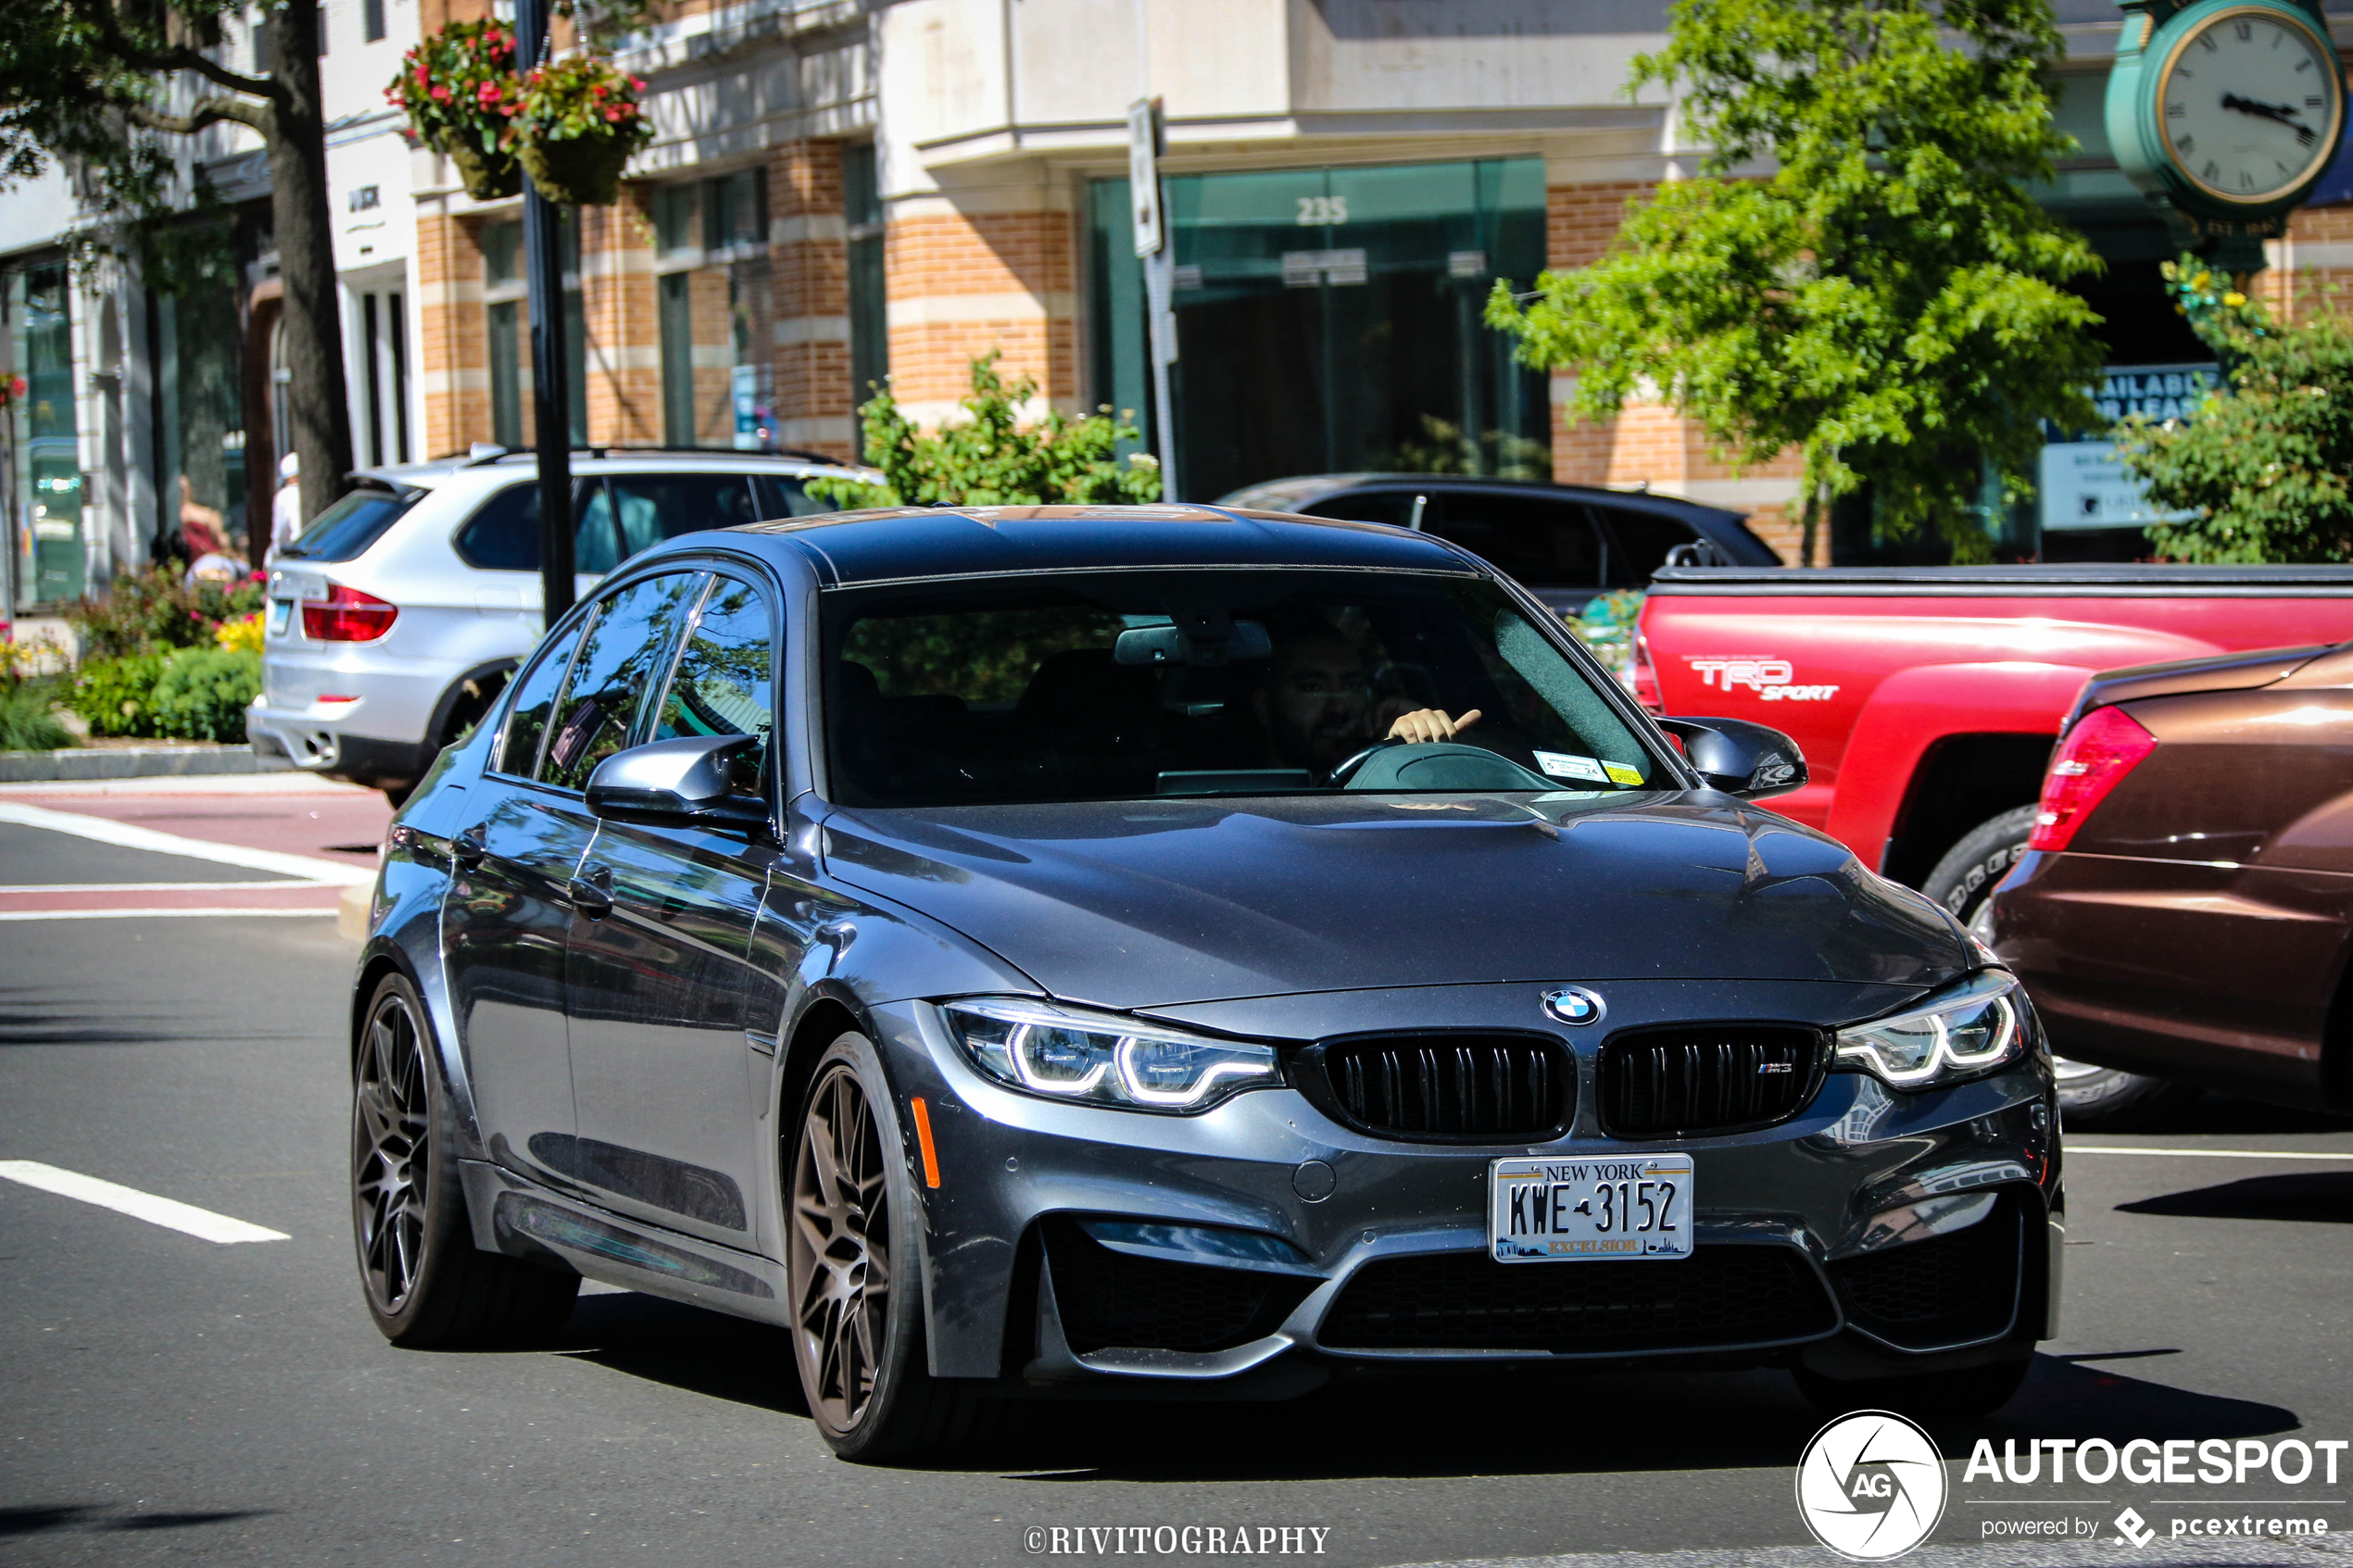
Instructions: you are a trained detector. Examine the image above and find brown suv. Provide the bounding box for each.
[1991,639,2353,1123]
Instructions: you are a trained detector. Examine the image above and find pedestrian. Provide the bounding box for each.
[269,451,302,564]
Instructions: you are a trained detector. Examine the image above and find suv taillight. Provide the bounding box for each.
[302,584,399,642]
[2029,705,2156,852]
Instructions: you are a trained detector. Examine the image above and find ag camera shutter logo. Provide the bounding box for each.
[1796,1411,1948,1560]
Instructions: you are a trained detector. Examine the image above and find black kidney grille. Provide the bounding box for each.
[1598,1026,1823,1136]
[1320,1246,1834,1351]
[1320,1035,1567,1140]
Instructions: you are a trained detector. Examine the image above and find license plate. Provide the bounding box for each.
[1490,1153,1694,1262]
[267,599,292,636]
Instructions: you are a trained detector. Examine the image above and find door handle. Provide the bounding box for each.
[452,828,486,869]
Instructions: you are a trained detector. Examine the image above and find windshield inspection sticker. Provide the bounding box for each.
[1603,762,1645,786]
[1533,751,1607,783]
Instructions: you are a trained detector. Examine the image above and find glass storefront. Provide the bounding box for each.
[1090,157,1551,502]
[10,267,83,606]
[156,277,247,568]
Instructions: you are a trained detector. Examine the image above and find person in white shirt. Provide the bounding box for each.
[268,451,302,563]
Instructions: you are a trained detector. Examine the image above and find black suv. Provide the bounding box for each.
[1217,474,1781,612]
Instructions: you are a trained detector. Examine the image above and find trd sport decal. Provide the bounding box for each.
[1686,657,1839,702]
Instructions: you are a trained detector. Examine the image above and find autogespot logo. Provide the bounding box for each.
[1796,1411,1949,1561]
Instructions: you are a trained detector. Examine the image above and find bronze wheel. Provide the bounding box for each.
[789,1058,895,1432]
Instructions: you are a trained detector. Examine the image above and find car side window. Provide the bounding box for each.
[1300,490,1422,529]
[1599,507,1701,587]
[1430,495,1604,591]
[754,473,833,519]
[609,474,761,558]
[494,621,588,778]
[651,574,775,798]
[538,571,707,792]
[454,481,621,575]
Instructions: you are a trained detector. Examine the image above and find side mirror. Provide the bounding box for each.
[1656,716,1808,799]
[585,734,772,832]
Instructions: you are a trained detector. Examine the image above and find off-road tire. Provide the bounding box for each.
[785,1032,990,1462]
[352,972,579,1347]
[1922,806,2203,1131]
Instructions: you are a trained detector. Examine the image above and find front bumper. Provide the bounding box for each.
[868,980,2063,1386]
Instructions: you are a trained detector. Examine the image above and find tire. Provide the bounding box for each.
[1793,1353,2034,1422]
[786,1033,983,1462]
[351,972,579,1348]
[1923,806,2202,1132]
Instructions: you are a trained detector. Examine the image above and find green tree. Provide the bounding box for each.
[1,0,353,554]
[2111,260,2353,562]
[805,353,1164,510]
[1485,0,2106,562]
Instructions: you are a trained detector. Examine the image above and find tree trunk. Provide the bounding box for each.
[264,0,353,556]
[1798,480,1821,568]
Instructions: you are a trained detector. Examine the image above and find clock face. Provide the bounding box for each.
[2158,6,2344,206]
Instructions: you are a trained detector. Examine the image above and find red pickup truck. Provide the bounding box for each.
[1637,564,2353,913]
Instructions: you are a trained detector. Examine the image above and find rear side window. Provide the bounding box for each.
[1432,495,1604,592]
[539,571,706,791]
[1300,490,1421,530]
[651,574,774,797]
[496,621,586,778]
[755,473,833,519]
[281,486,417,562]
[454,482,615,573]
[608,474,761,555]
[1600,508,1703,587]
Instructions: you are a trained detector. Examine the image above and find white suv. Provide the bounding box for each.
[250,447,874,801]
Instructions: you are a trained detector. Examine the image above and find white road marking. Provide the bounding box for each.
[0,881,344,893]
[2068,1145,2353,1161]
[0,801,375,885]
[0,908,336,922]
[0,1160,290,1243]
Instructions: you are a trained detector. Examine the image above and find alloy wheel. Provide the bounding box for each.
[789,1063,893,1432]
[353,989,433,1313]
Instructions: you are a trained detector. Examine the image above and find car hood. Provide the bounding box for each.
[818,794,1969,1010]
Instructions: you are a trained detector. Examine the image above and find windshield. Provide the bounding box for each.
[824,571,1666,807]
[280,485,418,562]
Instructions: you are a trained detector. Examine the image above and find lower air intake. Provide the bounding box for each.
[1319,1246,1835,1352]
[1831,1196,2023,1349]
[1044,1218,1311,1356]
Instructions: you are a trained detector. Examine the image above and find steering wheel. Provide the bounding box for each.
[1327,738,1403,787]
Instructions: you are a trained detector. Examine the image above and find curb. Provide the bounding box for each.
[0,746,294,783]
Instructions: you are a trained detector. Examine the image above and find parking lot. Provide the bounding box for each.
[0,780,2346,1567]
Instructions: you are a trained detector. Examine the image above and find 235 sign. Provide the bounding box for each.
[1295,195,1349,226]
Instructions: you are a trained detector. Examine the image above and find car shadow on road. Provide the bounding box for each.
[0,1504,271,1537]
[553,1288,810,1419]
[2117,1172,2353,1224]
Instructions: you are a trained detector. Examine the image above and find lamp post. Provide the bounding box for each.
[514,0,575,628]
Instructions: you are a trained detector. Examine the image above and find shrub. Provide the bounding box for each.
[0,678,74,752]
[149,648,264,743]
[69,565,263,660]
[69,652,173,737]
[805,352,1163,510]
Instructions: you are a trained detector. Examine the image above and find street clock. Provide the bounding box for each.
[2107,0,2347,268]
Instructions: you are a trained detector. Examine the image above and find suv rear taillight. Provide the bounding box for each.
[2029,705,2156,852]
[302,584,399,642]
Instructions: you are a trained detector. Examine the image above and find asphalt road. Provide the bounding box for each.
[3,785,2350,1567]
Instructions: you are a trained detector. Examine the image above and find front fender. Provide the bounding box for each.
[1824,662,2096,869]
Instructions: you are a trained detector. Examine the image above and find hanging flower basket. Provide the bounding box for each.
[511,57,655,207]
[387,19,523,202]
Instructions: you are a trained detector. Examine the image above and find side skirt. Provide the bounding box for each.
[459,1159,790,1327]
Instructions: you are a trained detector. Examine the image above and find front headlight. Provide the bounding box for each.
[940,997,1282,1113]
[1833,970,2030,1089]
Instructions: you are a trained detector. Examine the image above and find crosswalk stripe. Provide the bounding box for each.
[0,1160,291,1243]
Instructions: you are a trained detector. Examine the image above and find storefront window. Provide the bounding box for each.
[151,275,247,576]
[1090,157,1551,502]
[845,144,888,406]
[11,267,83,604]
[655,169,774,449]
[483,215,586,449]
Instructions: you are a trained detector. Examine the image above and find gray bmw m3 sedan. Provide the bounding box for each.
[349,502,2061,1460]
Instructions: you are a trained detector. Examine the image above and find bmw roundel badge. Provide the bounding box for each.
[1541,986,1605,1027]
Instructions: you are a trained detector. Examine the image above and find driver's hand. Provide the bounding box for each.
[1386,708,1481,745]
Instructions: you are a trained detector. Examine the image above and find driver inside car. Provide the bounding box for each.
[1253,621,1481,776]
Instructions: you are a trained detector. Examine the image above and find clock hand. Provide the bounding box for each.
[2221,91,2321,145]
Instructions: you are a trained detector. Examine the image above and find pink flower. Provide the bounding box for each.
[631,77,646,90]
[431,84,450,101]
[476,81,501,104]
[604,106,623,120]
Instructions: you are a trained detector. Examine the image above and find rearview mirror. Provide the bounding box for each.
[1656,716,1807,799]
[1114,615,1272,667]
[585,734,772,832]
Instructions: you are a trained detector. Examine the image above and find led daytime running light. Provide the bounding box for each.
[942,999,1281,1114]
[1833,972,2027,1089]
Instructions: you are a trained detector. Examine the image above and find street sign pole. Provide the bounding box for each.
[1128,98,1179,503]
[515,0,575,628]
